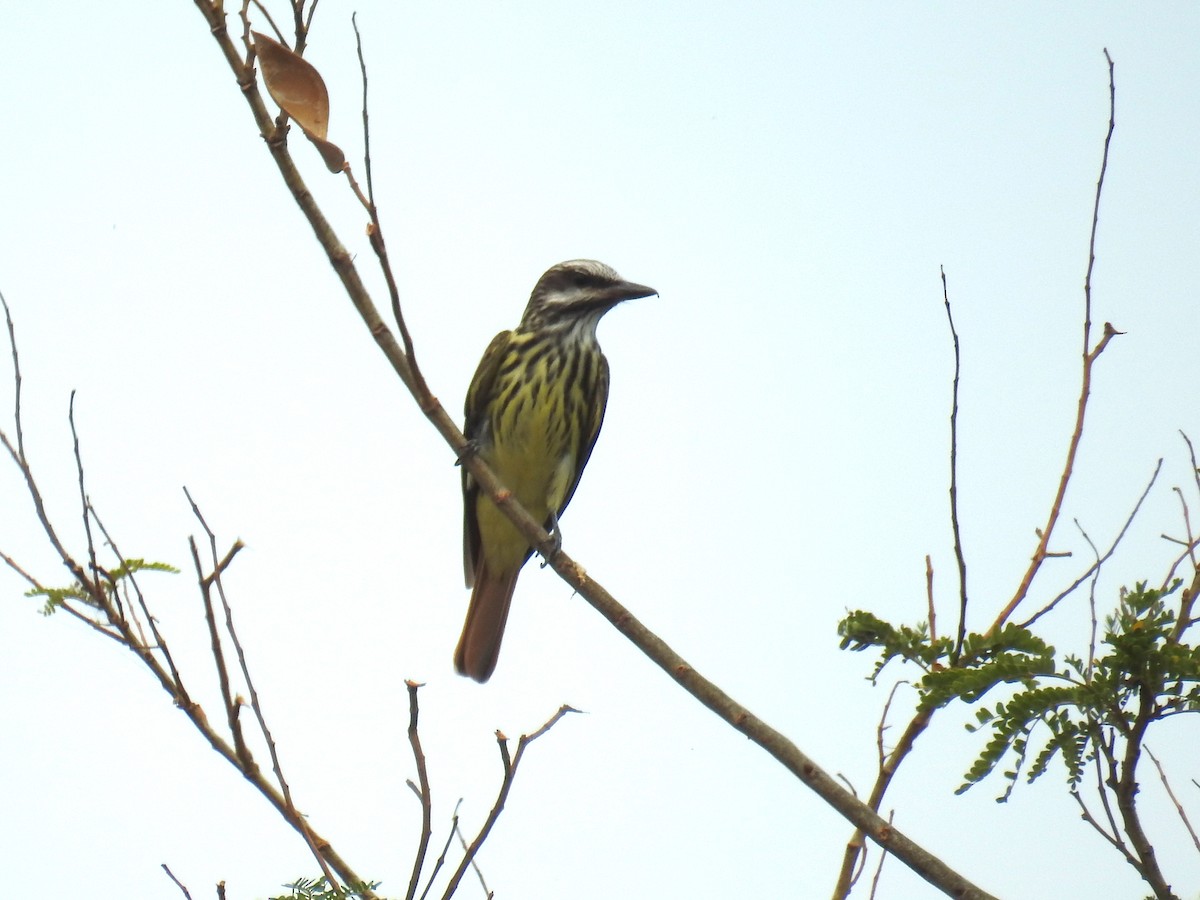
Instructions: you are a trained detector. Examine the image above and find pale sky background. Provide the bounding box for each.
[2,3,1199,899]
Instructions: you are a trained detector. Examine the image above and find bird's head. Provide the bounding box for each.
[519,259,657,332]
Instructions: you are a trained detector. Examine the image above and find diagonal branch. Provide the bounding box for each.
[187,4,1000,896]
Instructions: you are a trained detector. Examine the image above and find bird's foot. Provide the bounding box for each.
[539,511,563,567]
[454,438,481,467]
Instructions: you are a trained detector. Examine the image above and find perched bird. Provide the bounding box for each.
[455,260,657,682]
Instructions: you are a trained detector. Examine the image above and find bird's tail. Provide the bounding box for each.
[454,560,521,682]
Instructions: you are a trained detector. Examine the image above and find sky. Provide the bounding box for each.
[2,2,1199,898]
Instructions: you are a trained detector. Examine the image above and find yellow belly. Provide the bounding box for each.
[476,381,579,572]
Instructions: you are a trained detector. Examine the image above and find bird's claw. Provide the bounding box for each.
[539,511,563,567]
[455,438,481,467]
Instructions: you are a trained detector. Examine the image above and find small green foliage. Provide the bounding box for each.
[839,609,954,680]
[839,610,1053,713]
[919,626,1056,714]
[270,877,383,900]
[27,582,93,615]
[108,558,179,579]
[25,558,178,615]
[841,581,1200,801]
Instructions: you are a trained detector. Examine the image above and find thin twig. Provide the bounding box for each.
[0,298,92,592]
[454,815,492,898]
[350,15,431,406]
[1146,746,1200,854]
[0,548,41,590]
[836,679,908,898]
[67,393,101,592]
[1072,787,1130,860]
[1174,487,1198,572]
[55,600,127,644]
[303,0,320,34]
[832,693,929,900]
[878,681,909,771]
[1167,436,1200,640]
[418,801,463,900]
[404,681,434,900]
[0,289,26,463]
[866,811,894,900]
[941,267,969,662]
[249,0,286,44]
[186,487,345,891]
[88,502,189,696]
[1020,458,1161,630]
[925,555,936,644]
[993,49,1120,631]
[442,706,580,900]
[161,863,194,899]
[1182,431,1200,504]
[188,534,246,768]
[1075,518,1102,679]
[1096,728,1124,842]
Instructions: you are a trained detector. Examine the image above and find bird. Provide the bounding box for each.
[455,259,657,682]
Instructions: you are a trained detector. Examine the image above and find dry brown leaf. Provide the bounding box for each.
[253,31,329,139]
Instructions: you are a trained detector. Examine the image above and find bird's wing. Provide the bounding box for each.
[462,330,513,587]
[556,353,610,518]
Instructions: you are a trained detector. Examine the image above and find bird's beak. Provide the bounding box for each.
[605,280,658,304]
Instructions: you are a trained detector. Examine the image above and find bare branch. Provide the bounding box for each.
[993,49,1120,631]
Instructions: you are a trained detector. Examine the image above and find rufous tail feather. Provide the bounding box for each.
[454,560,521,682]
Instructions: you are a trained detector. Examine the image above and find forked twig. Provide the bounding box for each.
[442,706,580,899]
[1019,459,1161,630]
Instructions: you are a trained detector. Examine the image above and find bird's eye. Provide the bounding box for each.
[571,271,602,290]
